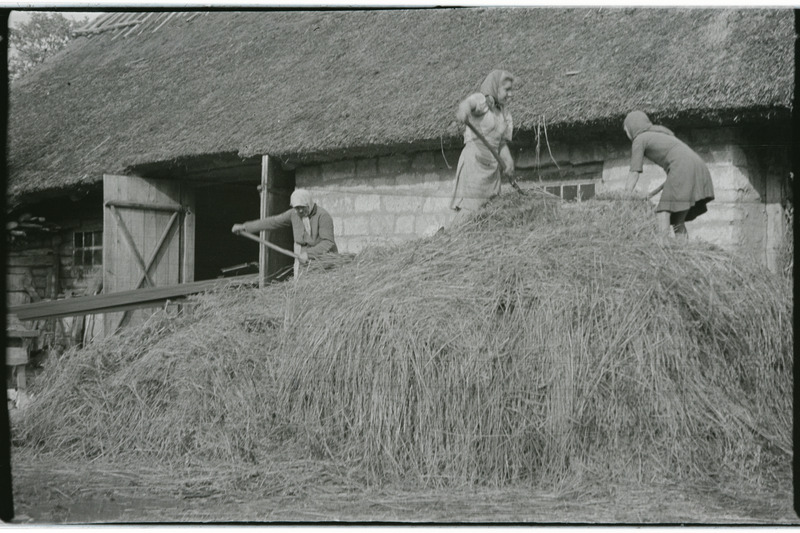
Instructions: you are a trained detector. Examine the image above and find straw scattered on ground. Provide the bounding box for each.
[15,192,792,495]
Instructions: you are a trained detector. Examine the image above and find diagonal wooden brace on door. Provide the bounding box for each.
[108,204,156,288]
[106,201,184,290]
[106,201,182,331]
[133,211,179,290]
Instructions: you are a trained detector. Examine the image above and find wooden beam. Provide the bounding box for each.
[105,200,185,212]
[259,155,270,288]
[8,275,258,321]
[181,184,196,284]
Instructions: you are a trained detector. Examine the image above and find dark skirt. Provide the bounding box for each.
[656,150,715,222]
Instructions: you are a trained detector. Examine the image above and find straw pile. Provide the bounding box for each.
[17,192,792,491]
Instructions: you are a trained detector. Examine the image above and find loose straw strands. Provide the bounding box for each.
[15,192,792,493]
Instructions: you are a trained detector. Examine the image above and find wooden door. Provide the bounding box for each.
[259,156,295,286]
[103,174,195,334]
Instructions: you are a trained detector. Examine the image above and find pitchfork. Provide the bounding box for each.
[464,119,525,195]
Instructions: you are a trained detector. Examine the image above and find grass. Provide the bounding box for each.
[14,192,792,495]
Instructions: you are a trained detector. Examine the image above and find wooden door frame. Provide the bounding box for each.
[258,156,295,287]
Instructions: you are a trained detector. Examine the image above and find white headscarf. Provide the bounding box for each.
[290,189,315,236]
[290,189,315,209]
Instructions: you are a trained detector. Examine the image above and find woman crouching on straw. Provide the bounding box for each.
[231,189,338,268]
[624,111,715,239]
[450,69,516,212]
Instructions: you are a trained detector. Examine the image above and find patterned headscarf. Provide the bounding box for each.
[623,111,674,139]
[479,69,516,110]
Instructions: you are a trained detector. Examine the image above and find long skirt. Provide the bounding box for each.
[450,140,502,211]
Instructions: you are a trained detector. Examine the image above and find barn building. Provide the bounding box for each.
[6,8,794,343]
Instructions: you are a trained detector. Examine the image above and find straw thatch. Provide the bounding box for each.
[16,193,791,491]
[8,8,793,202]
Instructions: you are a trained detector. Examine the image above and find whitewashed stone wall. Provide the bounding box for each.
[293,126,789,270]
[600,127,789,270]
[295,150,462,254]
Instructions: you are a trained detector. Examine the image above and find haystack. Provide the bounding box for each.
[16,193,791,491]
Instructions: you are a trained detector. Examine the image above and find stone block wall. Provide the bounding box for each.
[599,127,790,270]
[295,149,461,253]
[292,125,790,270]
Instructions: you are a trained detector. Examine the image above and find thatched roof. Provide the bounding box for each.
[8,8,794,202]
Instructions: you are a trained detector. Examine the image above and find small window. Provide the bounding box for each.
[543,181,597,202]
[73,230,103,267]
[562,185,578,202]
[579,183,595,201]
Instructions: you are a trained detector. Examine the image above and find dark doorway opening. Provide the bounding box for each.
[194,182,260,281]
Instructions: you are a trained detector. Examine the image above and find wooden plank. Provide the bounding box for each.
[6,348,29,366]
[116,210,179,328]
[6,253,54,267]
[46,236,60,300]
[104,200,184,212]
[6,329,39,339]
[259,156,270,288]
[109,205,155,287]
[156,183,173,289]
[117,172,130,291]
[9,275,258,321]
[265,159,296,281]
[149,180,167,287]
[122,177,155,328]
[764,173,785,273]
[145,183,161,289]
[103,174,119,334]
[182,183,196,284]
[136,211,178,289]
[70,272,103,345]
[7,293,31,306]
[8,248,56,257]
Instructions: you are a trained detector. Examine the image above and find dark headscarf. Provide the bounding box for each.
[623,111,674,139]
[479,69,515,110]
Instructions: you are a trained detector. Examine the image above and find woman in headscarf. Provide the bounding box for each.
[231,189,338,265]
[624,110,715,238]
[450,69,516,211]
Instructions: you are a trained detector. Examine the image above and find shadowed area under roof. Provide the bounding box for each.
[7,8,794,203]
